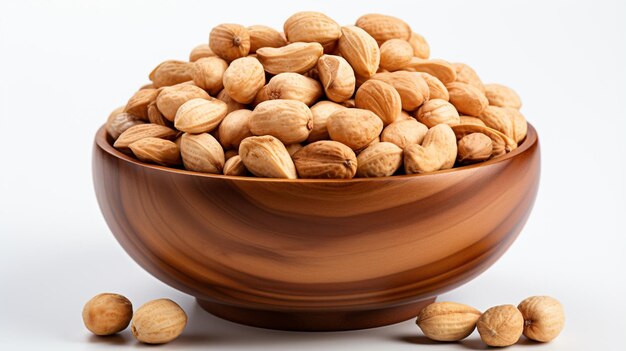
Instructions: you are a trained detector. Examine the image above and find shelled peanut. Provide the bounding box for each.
[82,293,187,345]
[416,296,565,347]
[106,12,527,179]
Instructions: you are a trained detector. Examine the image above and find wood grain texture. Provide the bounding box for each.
[92,124,540,331]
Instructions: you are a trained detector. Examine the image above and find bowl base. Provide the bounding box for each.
[196,297,437,331]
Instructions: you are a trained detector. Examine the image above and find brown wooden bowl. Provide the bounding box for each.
[92,124,540,331]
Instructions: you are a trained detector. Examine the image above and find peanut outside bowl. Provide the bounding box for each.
[92,124,540,331]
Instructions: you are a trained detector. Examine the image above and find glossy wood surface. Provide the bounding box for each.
[92,124,540,331]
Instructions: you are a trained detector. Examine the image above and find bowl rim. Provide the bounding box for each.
[95,123,538,183]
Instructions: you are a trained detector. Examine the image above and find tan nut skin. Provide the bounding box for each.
[82,293,133,336]
[477,304,524,347]
[518,296,565,342]
[131,299,187,344]
[416,302,481,341]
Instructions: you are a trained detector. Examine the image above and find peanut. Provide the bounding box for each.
[404,123,457,174]
[326,108,384,151]
[292,141,357,179]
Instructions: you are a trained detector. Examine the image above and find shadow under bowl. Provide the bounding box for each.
[92,124,540,331]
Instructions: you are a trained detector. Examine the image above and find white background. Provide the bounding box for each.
[1,0,625,350]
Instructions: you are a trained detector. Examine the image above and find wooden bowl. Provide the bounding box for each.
[92,124,540,331]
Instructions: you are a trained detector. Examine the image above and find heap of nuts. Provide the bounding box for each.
[82,293,187,345]
[416,296,565,347]
[106,12,527,179]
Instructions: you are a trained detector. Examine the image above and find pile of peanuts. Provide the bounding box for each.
[106,12,527,179]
